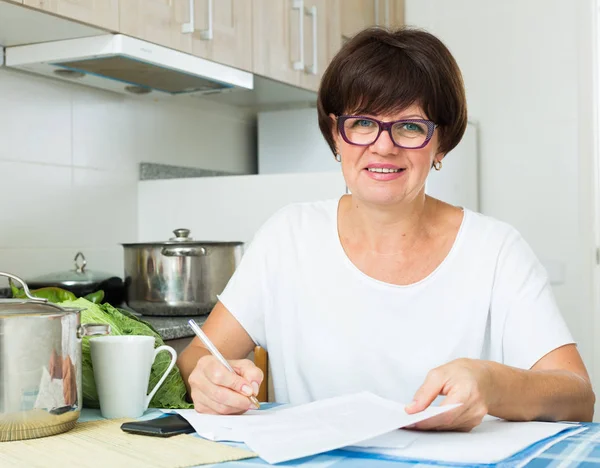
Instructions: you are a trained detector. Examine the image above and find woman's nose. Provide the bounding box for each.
[370,127,397,155]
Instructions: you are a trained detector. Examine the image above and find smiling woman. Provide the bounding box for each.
[177,26,595,430]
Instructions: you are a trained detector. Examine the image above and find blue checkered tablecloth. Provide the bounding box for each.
[80,410,600,467]
[206,423,600,468]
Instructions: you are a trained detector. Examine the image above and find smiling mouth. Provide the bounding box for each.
[366,168,405,173]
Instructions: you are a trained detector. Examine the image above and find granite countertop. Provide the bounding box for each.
[142,314,208,341]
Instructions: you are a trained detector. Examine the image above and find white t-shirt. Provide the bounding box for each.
[218,198,574,405]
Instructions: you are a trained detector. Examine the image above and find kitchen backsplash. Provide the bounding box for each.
[0,67,256,282]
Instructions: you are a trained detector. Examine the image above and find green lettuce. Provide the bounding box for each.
[60,298,193,410]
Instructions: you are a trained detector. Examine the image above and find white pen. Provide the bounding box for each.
[188,318,261,409]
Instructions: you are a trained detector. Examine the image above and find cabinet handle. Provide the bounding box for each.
[182,0,195,33]
[304,5,317,75]
[199,0,213,41]
[292,0,304,71]
[374,0,379,25]
[181,0,213,40]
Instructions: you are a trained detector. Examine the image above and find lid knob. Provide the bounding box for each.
[173,229,190,238]
[170,229,194,242]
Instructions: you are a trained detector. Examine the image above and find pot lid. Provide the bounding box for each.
[0,300,81,318]
[28,252,115,286]
[0,271,81,317]
[122,229,243,247]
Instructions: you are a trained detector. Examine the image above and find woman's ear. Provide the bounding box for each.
[329,113,338,134]
[329,113,342,148]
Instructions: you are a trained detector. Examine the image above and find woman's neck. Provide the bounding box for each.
[339,193,438,254]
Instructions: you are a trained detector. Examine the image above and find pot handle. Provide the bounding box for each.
[77,323,111,339]
[0,271,47,302]
[161,246,207,257]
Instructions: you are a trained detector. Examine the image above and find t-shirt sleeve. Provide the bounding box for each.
[216,209,286,349]
[491,228,574,370]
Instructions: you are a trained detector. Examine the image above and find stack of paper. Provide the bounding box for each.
[345,417,585,465]
[174,392,458,464]
[172,392,583,465]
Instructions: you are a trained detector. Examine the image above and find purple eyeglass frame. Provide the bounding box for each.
[337,115,438,149]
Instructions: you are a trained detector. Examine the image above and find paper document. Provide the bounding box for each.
[175,391,460,464]
[351,429,420,449]
[345,416,584,465]
[173,407,287,442]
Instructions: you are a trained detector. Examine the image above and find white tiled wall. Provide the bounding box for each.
[0,67,256,281]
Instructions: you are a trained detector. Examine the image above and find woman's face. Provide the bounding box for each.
[332,104,442,207]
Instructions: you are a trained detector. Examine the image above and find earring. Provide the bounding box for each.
[433,160,442,171]
[334,153,342,162]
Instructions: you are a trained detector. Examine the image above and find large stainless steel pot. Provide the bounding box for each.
[0,272,110,442]
[122,229,243,316]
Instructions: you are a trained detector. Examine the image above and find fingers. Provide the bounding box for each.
[189,356,260,414]
[412,404,465,431]
[208,359,256,397]
[405,368,446,414]
[412,390,486,431]
[232,359,264,396]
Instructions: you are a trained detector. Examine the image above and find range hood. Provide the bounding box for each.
[4,34,253,97]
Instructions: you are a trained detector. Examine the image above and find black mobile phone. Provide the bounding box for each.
[121,414,195,437]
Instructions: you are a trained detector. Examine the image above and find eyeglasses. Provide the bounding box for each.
[337,115,438,149]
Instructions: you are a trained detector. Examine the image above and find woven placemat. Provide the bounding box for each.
[0,418,256,468]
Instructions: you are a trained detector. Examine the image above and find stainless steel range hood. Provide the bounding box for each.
[4,34,253,97]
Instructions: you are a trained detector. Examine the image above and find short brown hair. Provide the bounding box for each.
[317,27,467,156]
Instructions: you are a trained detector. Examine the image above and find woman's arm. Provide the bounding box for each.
[490,344,594,422]
[406,344,594,430]
[177,301,258,394]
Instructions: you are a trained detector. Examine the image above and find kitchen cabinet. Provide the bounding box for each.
[341,0,404,41]
[253,0,340,92]
[23,0,119,30]
[120,0,252,72]
[252,0,302,87]
[300,0,340,91]
[190,0,252,72]
[119,0,193,54]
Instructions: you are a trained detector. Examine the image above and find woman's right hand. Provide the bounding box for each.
[189,355,264,414]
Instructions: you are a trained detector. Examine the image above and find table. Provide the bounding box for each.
[80,410,600,467]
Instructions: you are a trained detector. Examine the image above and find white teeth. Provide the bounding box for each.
[367,168,401,173]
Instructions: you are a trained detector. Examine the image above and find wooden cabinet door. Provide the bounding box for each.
[374,0,404,29]
[252,0,303,87]
[300,0,340,92]
[341,0,375,41]
[23,0,119,30]
[341,0,404,41]
[119,0,192,54]
[190,0,252,72]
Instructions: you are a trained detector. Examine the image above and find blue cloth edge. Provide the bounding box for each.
[331,425,588,467]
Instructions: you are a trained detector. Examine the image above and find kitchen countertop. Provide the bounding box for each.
[142,315,208,341]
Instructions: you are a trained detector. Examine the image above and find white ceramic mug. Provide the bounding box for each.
[90,336,177,419]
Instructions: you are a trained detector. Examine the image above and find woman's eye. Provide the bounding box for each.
[399,122,427,134]
[354,119,375,128]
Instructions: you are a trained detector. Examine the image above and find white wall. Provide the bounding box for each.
[0,67,256,281]
[405,0,599,399]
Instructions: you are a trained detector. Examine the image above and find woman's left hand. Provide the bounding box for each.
[404,358,496,431]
